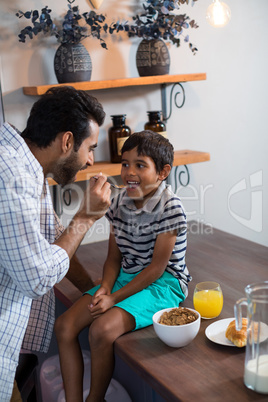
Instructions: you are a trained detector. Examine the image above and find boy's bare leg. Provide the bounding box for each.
[55,294,94,402]
[86,307,135,402]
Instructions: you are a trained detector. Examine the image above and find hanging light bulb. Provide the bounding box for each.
[206,0,231,28]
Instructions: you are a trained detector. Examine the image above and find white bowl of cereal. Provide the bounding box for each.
[152,307,201,348]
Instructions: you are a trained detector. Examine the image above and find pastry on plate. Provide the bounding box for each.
[225,318,247,347]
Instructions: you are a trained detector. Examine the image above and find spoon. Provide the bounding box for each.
[109,183,127,190]
[93,176,126,190]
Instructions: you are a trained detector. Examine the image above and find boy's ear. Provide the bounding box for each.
[159,164,172,181]
[61,131,74,154]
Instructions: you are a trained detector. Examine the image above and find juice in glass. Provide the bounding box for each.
[193,282,223,319]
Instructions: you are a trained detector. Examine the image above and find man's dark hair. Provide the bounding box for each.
[21,86,105,151]
[121,130,174,173]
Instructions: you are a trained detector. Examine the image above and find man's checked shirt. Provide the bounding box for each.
[0,123,69,401]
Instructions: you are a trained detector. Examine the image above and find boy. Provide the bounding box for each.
[55,131,191,402]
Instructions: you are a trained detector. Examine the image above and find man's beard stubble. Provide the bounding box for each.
[51,151,87,187]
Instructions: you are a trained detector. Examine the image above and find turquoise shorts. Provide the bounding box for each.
[84,269,185,330]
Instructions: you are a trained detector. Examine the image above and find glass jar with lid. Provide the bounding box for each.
[108,114,131,163]
[144,111,167,138]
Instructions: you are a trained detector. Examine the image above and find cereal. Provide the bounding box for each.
[159,307,198,326]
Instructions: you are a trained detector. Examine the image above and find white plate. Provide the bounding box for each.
[205,318,268,347]
[205,318,236,346]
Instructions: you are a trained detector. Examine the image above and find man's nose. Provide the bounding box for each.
[87,152,94,166]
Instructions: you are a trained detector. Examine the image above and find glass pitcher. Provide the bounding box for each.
[235,281,268,394]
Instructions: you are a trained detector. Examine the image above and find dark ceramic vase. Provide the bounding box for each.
[54,43,92,84]
[136,39,170,77]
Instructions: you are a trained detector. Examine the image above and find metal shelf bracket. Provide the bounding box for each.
[161,82,186,122]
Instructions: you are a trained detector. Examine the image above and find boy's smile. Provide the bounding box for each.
[121,147,163,208]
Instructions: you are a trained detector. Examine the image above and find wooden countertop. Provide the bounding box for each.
[55,222,268,401]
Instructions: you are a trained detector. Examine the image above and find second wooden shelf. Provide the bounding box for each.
[47,149,210,186]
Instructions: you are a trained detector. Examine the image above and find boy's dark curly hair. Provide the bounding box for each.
[121,130,174,173]
[21,86,105,151]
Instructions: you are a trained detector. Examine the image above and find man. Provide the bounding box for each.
[0,86,111,401]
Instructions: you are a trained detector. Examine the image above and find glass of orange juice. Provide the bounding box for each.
[193,282,223,319]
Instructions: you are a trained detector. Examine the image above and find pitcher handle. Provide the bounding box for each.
[234,297,247,330]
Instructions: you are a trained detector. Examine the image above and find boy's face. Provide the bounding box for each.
[121,146,163,208]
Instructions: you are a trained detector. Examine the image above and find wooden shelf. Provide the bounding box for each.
[23,73,206,96]
[47,149,210,186]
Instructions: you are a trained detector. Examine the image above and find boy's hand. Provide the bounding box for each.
[88,294,115,318]
[92,285,110,303]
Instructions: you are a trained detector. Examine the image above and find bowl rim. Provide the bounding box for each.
[153,307,201,328]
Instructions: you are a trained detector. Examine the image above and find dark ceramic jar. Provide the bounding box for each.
[136,39,170,77]
[54,43,92,84]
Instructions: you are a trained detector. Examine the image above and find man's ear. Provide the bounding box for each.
[159,164,172,181]
[61,131,74,154]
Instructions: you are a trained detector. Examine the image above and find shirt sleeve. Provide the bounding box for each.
[53,209,65,240]
[0,172,69,299]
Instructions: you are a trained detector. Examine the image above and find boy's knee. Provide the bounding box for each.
[54,314,71,341]
[88,318,115,347]
[88,319,112,347]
